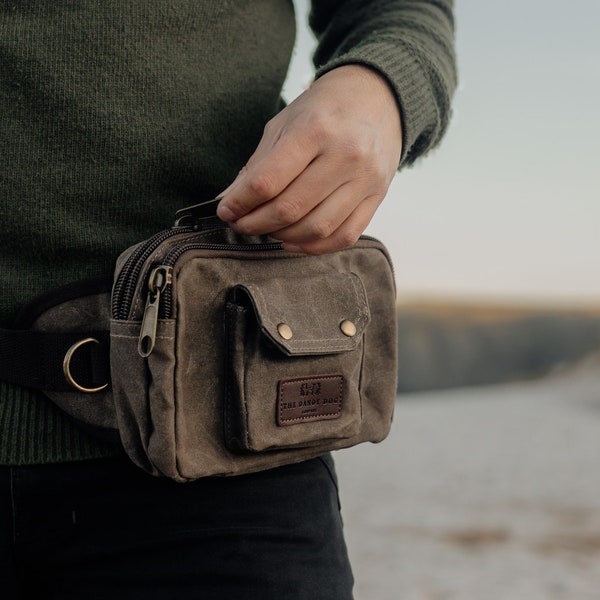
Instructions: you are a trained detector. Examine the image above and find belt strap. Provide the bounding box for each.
[0,329,110,393]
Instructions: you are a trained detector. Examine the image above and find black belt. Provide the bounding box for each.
[0,329,110,393]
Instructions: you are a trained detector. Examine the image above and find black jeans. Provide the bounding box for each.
[0,455,353,599]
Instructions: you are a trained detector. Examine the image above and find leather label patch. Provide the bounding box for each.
[277,375,344,426]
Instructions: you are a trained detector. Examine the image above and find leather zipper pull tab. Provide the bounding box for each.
[138,266,172,357]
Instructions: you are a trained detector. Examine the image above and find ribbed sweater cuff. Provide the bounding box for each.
[315,40,440,169]
[0,382,121,465]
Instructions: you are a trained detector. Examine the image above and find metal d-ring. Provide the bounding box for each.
[63,337,109,393]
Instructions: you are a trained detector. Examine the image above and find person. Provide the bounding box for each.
[0,1,456,598]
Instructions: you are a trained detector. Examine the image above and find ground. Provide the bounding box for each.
[335,356,600,599]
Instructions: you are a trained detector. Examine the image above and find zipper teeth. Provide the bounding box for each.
[160,241,284,318]
[114,233,388,322]
[112,227,194,319]
[163,241,283,267]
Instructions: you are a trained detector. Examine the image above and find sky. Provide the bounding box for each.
[284,0,600,307]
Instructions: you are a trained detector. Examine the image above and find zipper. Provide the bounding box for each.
[135,240,283,356]
[137,265,173,357]
[119,232,388,357]
[158,241,283,319]
[112,226,194,319]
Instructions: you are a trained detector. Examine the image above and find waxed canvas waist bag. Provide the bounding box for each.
[1,206,397,482]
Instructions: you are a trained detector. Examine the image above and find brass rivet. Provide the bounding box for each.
[277,323,293,340]
[340,320,357,337]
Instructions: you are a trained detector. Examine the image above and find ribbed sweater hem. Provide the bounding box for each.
[0,382,122,465]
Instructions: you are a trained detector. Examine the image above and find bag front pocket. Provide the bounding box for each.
[224,272,370,452]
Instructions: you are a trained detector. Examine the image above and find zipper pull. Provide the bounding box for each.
[174,197,221,227]
[138,266,173,357]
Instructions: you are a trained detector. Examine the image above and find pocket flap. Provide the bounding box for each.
[230,272,370,356]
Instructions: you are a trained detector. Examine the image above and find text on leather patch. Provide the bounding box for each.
[277,375,343,426]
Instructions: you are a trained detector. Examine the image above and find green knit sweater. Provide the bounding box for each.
[0,1,456,464]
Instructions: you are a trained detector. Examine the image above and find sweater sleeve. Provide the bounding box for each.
[309,0,457,167]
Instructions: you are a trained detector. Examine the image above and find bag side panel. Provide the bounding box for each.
[146,319,181,479]
[350,247,398,440]
[110,320,161,476]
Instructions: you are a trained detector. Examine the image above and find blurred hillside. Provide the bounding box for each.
[396,302,600,393]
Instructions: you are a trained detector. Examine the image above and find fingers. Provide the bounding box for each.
[218,122,392,239]
[218,137,389,252]
[281,193,384,255]
[270,181,364,243]
[216,64,404,253]
[226,154,348,235]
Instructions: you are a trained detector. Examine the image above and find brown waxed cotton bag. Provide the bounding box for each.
[3,203,398,482]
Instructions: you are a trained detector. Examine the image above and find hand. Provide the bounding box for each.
[216,64,403,254]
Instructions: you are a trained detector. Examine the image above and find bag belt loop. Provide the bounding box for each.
[0,329,110,393]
